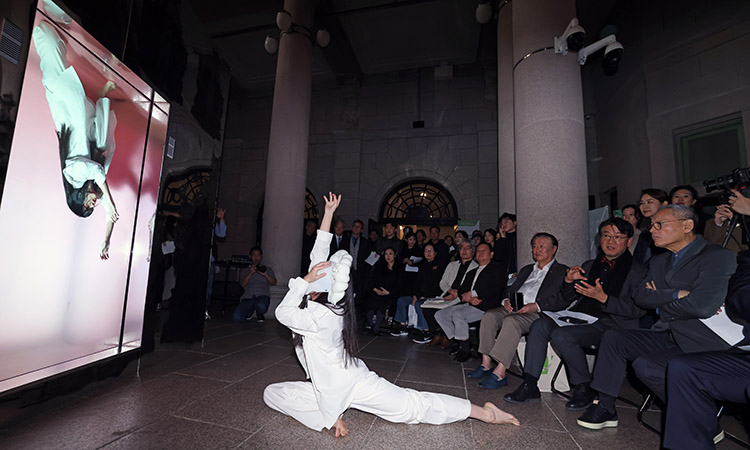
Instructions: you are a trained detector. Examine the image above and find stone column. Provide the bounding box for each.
[497,1,515,217]
[262,0,317,284]
[512,0,589,267]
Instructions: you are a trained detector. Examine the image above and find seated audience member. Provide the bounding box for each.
[330,219,347,253]
[494,213,518,277]
[435,242,503,361]
[704,202,749,255]
[416,228,427,248]
[633,188,669,266]
[504,219,646,407]
[620,204,641,254]
[301,219,318,276]
[428,240,479,346]
[577,205,737,430]
[233,247,278,322]
[377,222,404,257]
[364,247,401,335]
[427,225,450,267]
[391,243,443,341]
[670,184,710,235]
[664,247,750,450]
[469,233,568,388]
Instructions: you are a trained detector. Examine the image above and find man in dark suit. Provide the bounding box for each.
[330,219,347,255]
[577,205,737,430]
[664,212,750,448]
[504,219,646,407]
[347,220,370,319]
[468,233,569,388]
[435,242,504,362]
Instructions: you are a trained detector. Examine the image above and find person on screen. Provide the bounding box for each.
[32,21,119,260]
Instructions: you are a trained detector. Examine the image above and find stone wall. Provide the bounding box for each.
[218,70,499,258]
[583,0,750,207]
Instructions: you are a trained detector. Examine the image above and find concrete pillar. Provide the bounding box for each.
[262,0,317,284]
[512,0,589,267]
[497,1,515,217]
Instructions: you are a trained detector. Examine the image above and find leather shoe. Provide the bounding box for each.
[478,373,507,389]
[438,336,451,349]
[566,383,595,411]
[453,350,472,362]
[504,381,541,404]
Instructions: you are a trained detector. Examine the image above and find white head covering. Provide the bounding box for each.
[328,250,353,303]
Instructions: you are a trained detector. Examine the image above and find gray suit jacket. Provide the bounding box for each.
[636,235,737,353]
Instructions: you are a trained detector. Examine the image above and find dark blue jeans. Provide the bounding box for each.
[232,295,270,322]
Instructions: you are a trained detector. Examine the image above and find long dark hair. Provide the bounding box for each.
[58,125,103,217]
[291,284,360,367]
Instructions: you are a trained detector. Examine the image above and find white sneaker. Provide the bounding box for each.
[204,310,211,320]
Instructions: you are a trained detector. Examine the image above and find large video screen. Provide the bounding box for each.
[0,1,169,394]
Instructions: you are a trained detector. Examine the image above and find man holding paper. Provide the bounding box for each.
[503,218,646,409]
[577,205,737,431]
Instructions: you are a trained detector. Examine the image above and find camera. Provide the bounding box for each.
[703,167,750,194]
[256,265,267,273]
[602,42,624,76]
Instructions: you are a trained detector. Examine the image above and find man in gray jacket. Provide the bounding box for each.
[577,205,737,430]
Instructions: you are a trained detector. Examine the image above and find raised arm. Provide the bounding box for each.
[99,180,118,260]
[308,192,341,269]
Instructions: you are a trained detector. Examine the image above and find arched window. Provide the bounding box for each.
[304,189,319,219]
[379,179,458,225]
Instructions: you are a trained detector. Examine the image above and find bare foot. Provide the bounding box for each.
[334,418,349,438]
[99,80,116,98]
[483,402,520,426]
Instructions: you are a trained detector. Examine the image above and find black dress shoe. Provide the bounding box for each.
[503,381,541,404]
[448,342,460,356]
[566,383,595,411]
[453,350,472,363]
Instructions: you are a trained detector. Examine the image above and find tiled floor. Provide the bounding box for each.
[0,316,747,450]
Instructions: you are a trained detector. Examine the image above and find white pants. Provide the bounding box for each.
[264,372,471,431]
[435,303,485,340]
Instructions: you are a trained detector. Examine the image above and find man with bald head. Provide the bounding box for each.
[577,205,737,431]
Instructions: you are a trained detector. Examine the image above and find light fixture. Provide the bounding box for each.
[276,10,292,32]
[316,29,330,48]
[474,0,512,25]
[265,10,331,55]
[475,2,492,24]
[264,35,279,55]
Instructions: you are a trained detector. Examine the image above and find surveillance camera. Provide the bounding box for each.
[566,26,586,52]
[602,42,623,76]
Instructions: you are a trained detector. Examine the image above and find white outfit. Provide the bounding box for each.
[264,230,471,431]
[33,22,117,189]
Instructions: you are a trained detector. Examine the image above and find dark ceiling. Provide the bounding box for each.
[187,0,618,93]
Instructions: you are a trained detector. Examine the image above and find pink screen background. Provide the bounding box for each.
[0,3,169,393]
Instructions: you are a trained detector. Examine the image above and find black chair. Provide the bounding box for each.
[637,394,750,448]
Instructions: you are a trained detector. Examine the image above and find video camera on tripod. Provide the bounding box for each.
[703,167,750,248]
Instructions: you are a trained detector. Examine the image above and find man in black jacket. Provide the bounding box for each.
[577,205,737,430]
[469,233,569,388]
[435,242,503,362]
[504,219,646,407]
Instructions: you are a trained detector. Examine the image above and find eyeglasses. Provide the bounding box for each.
[649,219,686,230]
[601,233,628,242]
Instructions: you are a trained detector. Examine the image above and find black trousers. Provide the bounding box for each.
[664,349,750,450]
[524,316,615,385]
[590,329,683,401]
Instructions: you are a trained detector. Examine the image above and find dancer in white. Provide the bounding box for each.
[32,19,119,259]
[264,193,519,437]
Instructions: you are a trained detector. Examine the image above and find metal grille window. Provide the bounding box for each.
[379,180,457,225]
[304,189,319,219]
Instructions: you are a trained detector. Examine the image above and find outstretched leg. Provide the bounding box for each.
[470,402,519,426]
